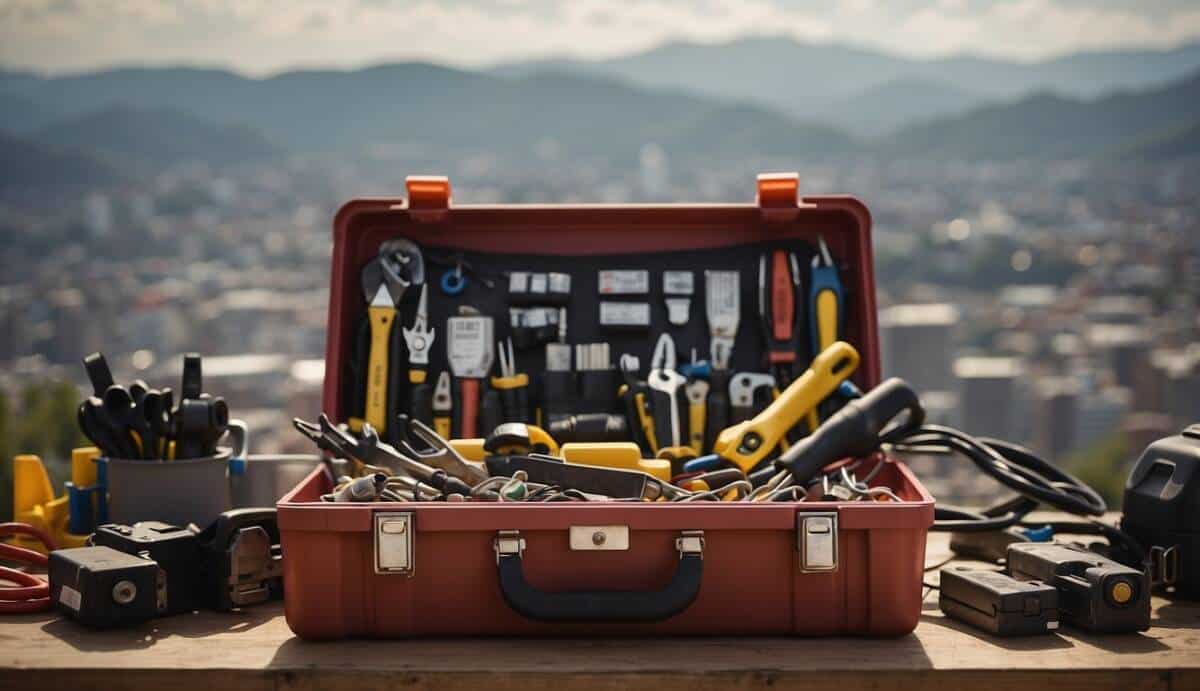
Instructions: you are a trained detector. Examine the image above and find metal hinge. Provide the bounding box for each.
[374,512,414,576]
[797,512,838,573]
[494,530,526,563]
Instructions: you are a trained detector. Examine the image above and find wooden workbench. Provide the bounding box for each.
[2,531,1197,691]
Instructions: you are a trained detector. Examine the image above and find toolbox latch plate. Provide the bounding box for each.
[675,530,705,558]
[798,512,838,573]
[374,512,415,576]
[569,525,630,551]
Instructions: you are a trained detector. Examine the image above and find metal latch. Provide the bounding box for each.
[494,530,526,563]
[798,512,838,573]
[1151,545,1178,586]
[569,525,630,551]
[675,530,705,558]
[227,525,284,606]
[374,512,414,576]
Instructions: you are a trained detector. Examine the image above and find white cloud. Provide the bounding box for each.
[0,0,1198,74]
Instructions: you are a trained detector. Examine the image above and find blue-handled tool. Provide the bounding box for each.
[809,235,844,358]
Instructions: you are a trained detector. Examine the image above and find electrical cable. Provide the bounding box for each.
[882,424,1107,532]
[0,522,57,614]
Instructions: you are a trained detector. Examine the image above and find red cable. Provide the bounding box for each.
[0,522,57,614]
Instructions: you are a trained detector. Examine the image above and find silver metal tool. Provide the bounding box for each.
[648,333,687,449]
[401,284,434,367]
[394,416,488,484]
[447,309,495,438]
[705,270,740,369]
[729,372,777,421]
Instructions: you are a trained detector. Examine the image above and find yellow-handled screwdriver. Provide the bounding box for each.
[710,341,860,473]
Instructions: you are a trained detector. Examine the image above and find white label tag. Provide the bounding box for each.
[508,272,529,293]
[598,270,649,295]
[529,273,548,294]
[548,272,572,294]
[59,584,82,611]
[663,271,694,295]
[599,302,651,327]
[447,316,494,376]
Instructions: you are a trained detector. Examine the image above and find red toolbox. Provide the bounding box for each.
[278,173,935,639]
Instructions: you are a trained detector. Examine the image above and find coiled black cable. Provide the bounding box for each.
[881,424,1108,532]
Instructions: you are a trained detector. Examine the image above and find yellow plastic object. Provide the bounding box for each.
[10,450,96,553]
[815,290,839,355]
[450,438,487,462]
[433,416,452,440]
[560,442,672,482]
[688,399,705,455]
[365,302,396,435]
[712,341,860,472]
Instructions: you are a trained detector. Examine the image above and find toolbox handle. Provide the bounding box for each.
[493,530,704,622]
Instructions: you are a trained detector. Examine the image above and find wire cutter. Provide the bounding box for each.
[647,334,689,460]
[393,415,488,484]
[401,284,436,426]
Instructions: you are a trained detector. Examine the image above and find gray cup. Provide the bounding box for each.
[104,448,232,528]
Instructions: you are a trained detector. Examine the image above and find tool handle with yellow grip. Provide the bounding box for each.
[809,263,843,357]
[711,341,860,472]
[365,304,395,435]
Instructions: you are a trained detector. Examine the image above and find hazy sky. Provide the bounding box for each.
[3,0,1200,75]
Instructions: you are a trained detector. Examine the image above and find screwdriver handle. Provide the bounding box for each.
[809,263,843,357]
[365,304,395,435]
[775,378,925,485]
[704,369,731,453]
[410,378,433,427]
[459,377,481,438]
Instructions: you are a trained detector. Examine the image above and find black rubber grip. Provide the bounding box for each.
[410,381,433,427]
[481,387,504,439]
[541,370,575,425]
[82,352,114,397]
[497,549,702,622]
[704,369,731,450]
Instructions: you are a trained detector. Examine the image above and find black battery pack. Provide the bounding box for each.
[92,521,203,614]
[939,567,1059,636]
[1007,542,1150,633]
[48,546,164,629]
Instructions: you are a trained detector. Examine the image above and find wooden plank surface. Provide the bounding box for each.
[2,531,1198,691]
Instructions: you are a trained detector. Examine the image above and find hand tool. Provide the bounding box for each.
[617,354,656,453]
[484,454,689,501]
[483,423,560,456]
[480,382,504,438]
[559,442,672,482]
[548,413,628,444]
[939,567,1059,636]
[446,309,495,439]
[1007,542,1150,633]
[758,249,804,386]
[774,376,921,484]
[432,371,453,439]
[715,341,861,473]
[100,385,153,459]
[140,388,172,460]
[326,473,388,502]
[728,372,777,423]
[541,342,574,426]
[704,270,739,451]
[181,352,203,401]
[82,352,114,397]
[402,284,436,427]
[174,395,230,459]
[394,415,489,484]
[685,379,709,455]
[809,236,844,358]
[647,334,689,459]
[78,397,139,459]
[492,338,530,423]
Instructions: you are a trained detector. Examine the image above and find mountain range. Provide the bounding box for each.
[2,39,1199,191]
[498,36,1200,135]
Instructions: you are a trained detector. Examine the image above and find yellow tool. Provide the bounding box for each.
[484,423,560,456]
[432,371,453,439]
[364,284,396,434]
[560,442,671,482]
[712,341,860,472]
[686,379,708,454]
[10,448,98,553]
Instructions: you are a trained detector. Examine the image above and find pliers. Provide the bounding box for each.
[401,284,436,427]
[647,333,689,460]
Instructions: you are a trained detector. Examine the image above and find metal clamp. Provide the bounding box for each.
[494,530,526,564]
[675,530,705,559]
[1151,544,1178,586]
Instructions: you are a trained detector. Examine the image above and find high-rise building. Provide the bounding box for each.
[1032,376,1080,462]
[880,303,959,394]
[954,356,1026,442]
